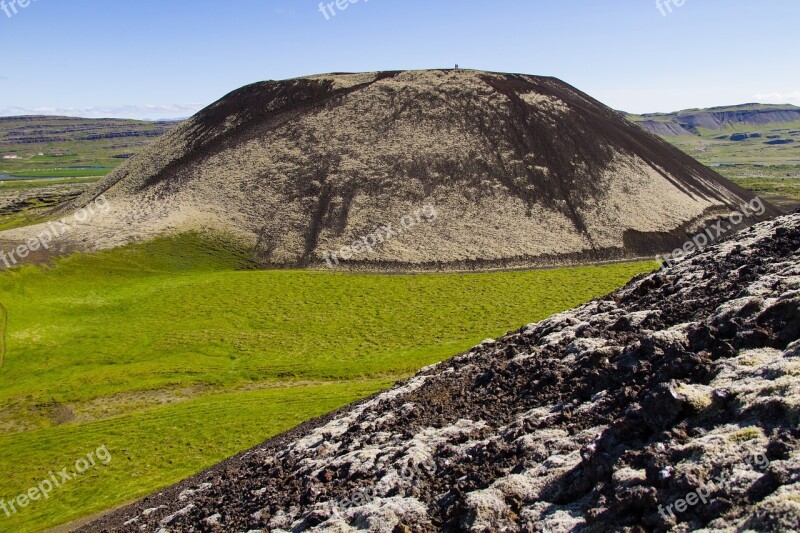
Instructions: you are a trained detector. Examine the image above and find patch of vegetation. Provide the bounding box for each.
[0,210,49,233]
[704,164,800,207]
[5,169,109,178]
[0,177,99,191]
[729,427,764,443]
[0,233,657,531]
[729,176,800,201]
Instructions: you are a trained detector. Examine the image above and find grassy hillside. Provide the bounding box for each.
[0,233,656,531]
[666,123,800,167]
[667,126,800,207]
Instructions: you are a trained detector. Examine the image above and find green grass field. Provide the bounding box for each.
[626,108,800,205]
[3,169,109,179]
[0,234,657,531]
[668,124,800,169]
[0,177,100,191]
[729,175,800,202]
[670,130,800,204]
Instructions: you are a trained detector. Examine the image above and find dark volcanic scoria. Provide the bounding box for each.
[85,213,800,532]
[0,71,780,270]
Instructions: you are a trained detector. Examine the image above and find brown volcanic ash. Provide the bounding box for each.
[83,213,800,532]
[0,70,780,270]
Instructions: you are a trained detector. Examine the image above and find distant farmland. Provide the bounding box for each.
[0,115,180,179]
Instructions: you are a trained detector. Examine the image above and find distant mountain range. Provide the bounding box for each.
[4,103,798,144]
[0,115,180,145]
[625,103,800,137]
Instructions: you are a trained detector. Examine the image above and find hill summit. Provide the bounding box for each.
[0,70,779,269]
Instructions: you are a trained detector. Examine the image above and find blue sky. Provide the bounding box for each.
[0,0,798,119]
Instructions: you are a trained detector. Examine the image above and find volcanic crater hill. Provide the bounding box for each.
[0,70,779,270]
[84,212,800,532]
